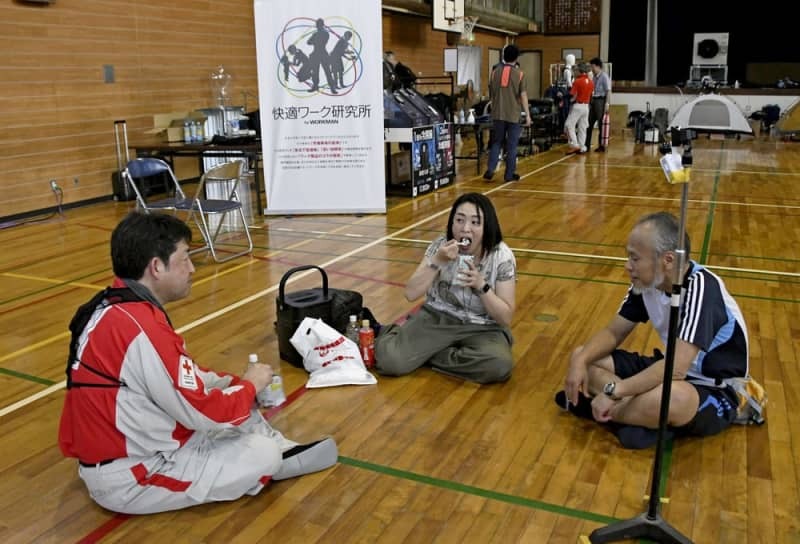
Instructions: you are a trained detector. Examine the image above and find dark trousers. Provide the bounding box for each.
[486,120,522,180]
[586,96,606,148]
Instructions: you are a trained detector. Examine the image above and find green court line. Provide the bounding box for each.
[337,455,621,525]
[0,367,56,386]
[698,143,725,264]
[658,436,675,502]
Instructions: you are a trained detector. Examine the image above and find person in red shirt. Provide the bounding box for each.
[59,212,337,514]
[564,63,594,154]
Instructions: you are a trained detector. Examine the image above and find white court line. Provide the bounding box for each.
[501,188,800,210]
[580,162,800,177]
[0,154,569,418]
[390,237,800,278]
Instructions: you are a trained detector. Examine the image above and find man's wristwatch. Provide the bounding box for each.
[603,381,621,400]
[427,259,441,271]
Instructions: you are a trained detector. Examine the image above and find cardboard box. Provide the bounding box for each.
[390,151,411,183]
[608,104,628,135]
[748,119,762,138]
[146,111,207,142]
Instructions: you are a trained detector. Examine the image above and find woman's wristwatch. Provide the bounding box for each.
[474,282,491,295]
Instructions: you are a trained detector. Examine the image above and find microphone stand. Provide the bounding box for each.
[590,129,694,544]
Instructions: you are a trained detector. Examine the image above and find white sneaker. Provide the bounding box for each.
[273,437,338,480]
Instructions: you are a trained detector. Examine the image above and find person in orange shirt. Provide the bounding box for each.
[564,63,594,154]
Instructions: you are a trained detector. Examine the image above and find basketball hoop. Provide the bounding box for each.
[459,16,479,44]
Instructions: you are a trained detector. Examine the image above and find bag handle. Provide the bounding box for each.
[277,265,328,308]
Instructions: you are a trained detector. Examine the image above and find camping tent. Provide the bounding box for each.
[670,94,752,134]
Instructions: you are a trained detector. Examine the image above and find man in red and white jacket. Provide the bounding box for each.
[564,63,594,154]
[58,212,337,514]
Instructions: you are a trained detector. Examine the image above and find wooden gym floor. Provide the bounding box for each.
[1,134,799,543]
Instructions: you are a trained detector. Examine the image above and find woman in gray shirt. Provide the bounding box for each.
[374,193,516,384]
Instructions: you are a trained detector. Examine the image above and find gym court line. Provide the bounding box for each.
[0,156,561,419]
[0,157,742,540]
[3,229,797,400]
[70,148,790,541]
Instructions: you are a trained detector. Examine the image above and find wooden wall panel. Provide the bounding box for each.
[0,0,260,218]
[381,11,508,98]
[0,1,583,218]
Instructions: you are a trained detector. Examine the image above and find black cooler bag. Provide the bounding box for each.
[275,265,363,368]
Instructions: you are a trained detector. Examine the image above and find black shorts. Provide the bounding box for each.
[611,349,738,436]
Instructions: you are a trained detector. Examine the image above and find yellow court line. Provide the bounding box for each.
[0,155,569,418]
[0,332,69,366]
[191,258,256,287]
[2,272,100,290]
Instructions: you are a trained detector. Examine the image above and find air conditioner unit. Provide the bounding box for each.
[693,33,729,65]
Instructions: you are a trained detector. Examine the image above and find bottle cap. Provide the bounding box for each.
[362,319,370,328]
[248,353,258,364]
[350,315,357,322]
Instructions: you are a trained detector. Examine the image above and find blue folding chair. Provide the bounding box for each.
[123,158,253,262]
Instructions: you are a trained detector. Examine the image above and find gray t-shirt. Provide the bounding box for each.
[423,235,516,324]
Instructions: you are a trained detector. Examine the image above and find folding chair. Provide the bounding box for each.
[190,159,253,262]
[122,158,253,262]
[123,157,193,213]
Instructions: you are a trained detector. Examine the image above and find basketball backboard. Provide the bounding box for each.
[432,0,465,33]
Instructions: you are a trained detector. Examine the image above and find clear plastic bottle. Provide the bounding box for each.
[196,120,205,142]
[189,120,198,143]
[345,314,360,345]
[250,353,270,406]
[249,353,286,407]
[183,120,192,144]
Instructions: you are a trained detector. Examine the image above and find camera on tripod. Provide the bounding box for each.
[660,127,696,155]
[670,127,695,146]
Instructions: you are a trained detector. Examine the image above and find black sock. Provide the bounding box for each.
[613,425,672,449]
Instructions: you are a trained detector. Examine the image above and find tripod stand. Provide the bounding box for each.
[590,128,695,544]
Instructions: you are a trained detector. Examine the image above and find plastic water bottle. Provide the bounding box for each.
[189,121,198,143]
[358,320,375,369]
[183,120,192,144]
[452,254,474,286]
[249,353,286,407]
[345,315,360,345]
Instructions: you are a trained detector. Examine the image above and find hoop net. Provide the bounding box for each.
[459,16,479,44]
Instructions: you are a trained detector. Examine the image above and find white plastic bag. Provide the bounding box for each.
[289,317,377,388]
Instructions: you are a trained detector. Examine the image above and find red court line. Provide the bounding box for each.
[73,296,415,542]
[269,256,406,288]
[263,384,309,419]
[75,513,131,544]
[72,384,307,543]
